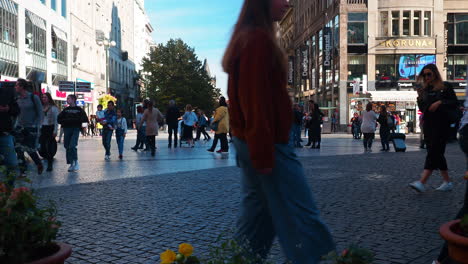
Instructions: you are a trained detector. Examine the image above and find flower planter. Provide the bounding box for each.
[26,243,72,264]
[439,220,468,264]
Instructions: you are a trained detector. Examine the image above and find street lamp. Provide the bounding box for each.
[97,39,117,94]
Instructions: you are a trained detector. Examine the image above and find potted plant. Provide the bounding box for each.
[439,214,468,264]
[0,167,72,264]
[160,243,200,264]
[323,245,374,264]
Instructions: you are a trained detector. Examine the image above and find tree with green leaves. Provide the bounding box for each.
[141,39,221,113]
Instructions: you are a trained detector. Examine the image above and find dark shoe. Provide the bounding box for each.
[174,144,177,148]
[144,148,150,151]
[119,155,123,160]
[305,143,311,147]
[151,152,155,157]
[168,144,172,148]
[46,160,53,172]
[37,164,44,175]
[216,149,223,153]
[316,145,320,149]
[131,147,138,151]
[207,149,214,152]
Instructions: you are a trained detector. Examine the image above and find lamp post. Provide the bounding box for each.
[97,39,116,94]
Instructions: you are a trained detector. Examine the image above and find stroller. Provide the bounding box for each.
[178,120,191,147]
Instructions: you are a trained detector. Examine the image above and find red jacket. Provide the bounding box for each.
[227,29,292,169]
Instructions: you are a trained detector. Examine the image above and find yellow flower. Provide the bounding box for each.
[160,249,176,264]
[178,243,194,257]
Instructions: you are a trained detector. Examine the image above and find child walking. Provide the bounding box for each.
[115,109,127,159]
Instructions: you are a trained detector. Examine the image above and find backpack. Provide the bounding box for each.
[387,115,395,128]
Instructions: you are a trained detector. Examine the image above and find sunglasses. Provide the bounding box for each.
[422,72,433,78]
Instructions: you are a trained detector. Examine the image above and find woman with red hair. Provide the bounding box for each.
[223,0,335,262]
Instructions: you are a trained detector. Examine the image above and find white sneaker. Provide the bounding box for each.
[73,161,80,171]
[436,182,453,192]
[409,181,426,193]
[68,161,75,172]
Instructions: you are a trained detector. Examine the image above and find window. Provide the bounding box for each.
[403,11,410,35]
[25,10,46,55]
[40,0,45,4]
[413,11,421,36]
[52,27,67,64]
[61,0,67,18]
[447,55,468,80]
[424,11,431,36]
[348,13,367,44]
[448,14,468,45]
[348,55,366,81]
[392,11,400,36]
[0,3,18,46]
[51,0,56,11]
[380,11,388,36]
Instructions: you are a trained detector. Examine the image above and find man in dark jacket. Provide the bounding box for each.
[57,94,89,172]
[166,100,180,148]
[0,82,20,175]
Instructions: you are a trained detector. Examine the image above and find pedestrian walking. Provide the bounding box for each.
[39,93,59,171]
[101,101,117,161]
[434,87,468,264]
[14,79,44,175]
[207,97,229,153]
[376,105,391,152]
[305,102,324,149]
[88,115,96,137]
[96,104,105,136]
[139,100,163,156]
[409,64,458,193]
[166,100,180,148]
[115,109,127,159]
[182,104,197,148]
[222,0,335,262]
[195,110,211,141]
[131,105,146,151]
[361,102,377,152]
[57,95,89,172]
[350,113,362,139]
[0,82,19,178]
[290,104,303,148]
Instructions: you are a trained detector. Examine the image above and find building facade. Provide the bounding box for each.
[285,0,468,132]
[0,0,70,98]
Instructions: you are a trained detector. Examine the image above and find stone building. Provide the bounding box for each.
[283,0,468,132]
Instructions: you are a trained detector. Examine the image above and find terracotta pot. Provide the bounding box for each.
[26,242,72,264]
[439,220,468,264]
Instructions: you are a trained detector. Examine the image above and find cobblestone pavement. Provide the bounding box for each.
[30,132,466,264]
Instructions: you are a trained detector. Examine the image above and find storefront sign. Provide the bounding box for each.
[288,56,294,85]
[301,46,308,79]
[398,83,413,88]
[378,38,434,49]
[444,26,448,70]
[323,27,332,69]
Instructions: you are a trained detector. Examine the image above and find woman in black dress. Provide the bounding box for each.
[305,103,324,149]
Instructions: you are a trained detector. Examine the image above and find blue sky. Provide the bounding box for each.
[145,0,244,96]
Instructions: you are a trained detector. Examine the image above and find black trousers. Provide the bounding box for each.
[363,133,375,149]
[438,125,468,263]
[424,126,449,171]
[196,126,210,140]
[210,133,228,151]
[39,125,57,163]
[167,124,178,146]
[146,135,156,155]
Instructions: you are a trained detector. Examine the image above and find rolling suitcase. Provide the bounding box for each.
[390,133,406,152]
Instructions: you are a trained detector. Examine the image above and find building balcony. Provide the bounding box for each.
[346,0,367,8]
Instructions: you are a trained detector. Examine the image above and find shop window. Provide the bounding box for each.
[403,11,410,36]
[392,11,400,36]
[376,55,396,82]
[380,11,388,36]
[447,55,468,80]
[398,55,435,81]
[348,55,366,81]
[414,11,421,36]
[447,14,468,45]
[348,13,367,44]
[424,11,431,36]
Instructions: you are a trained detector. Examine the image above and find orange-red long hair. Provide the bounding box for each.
[222,0,286,75]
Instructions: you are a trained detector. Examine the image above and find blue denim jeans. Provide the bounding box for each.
[0,134,18,168]
[102,129,113,156]
[116,129,125,155]
[232,137,335,263]
[63,127,80,164]
[288,123,302,147]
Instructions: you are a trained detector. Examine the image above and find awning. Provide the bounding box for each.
[52,26,67,41]
[26,10,46,31]
[369,91,418,102]
[1,0,17,15]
